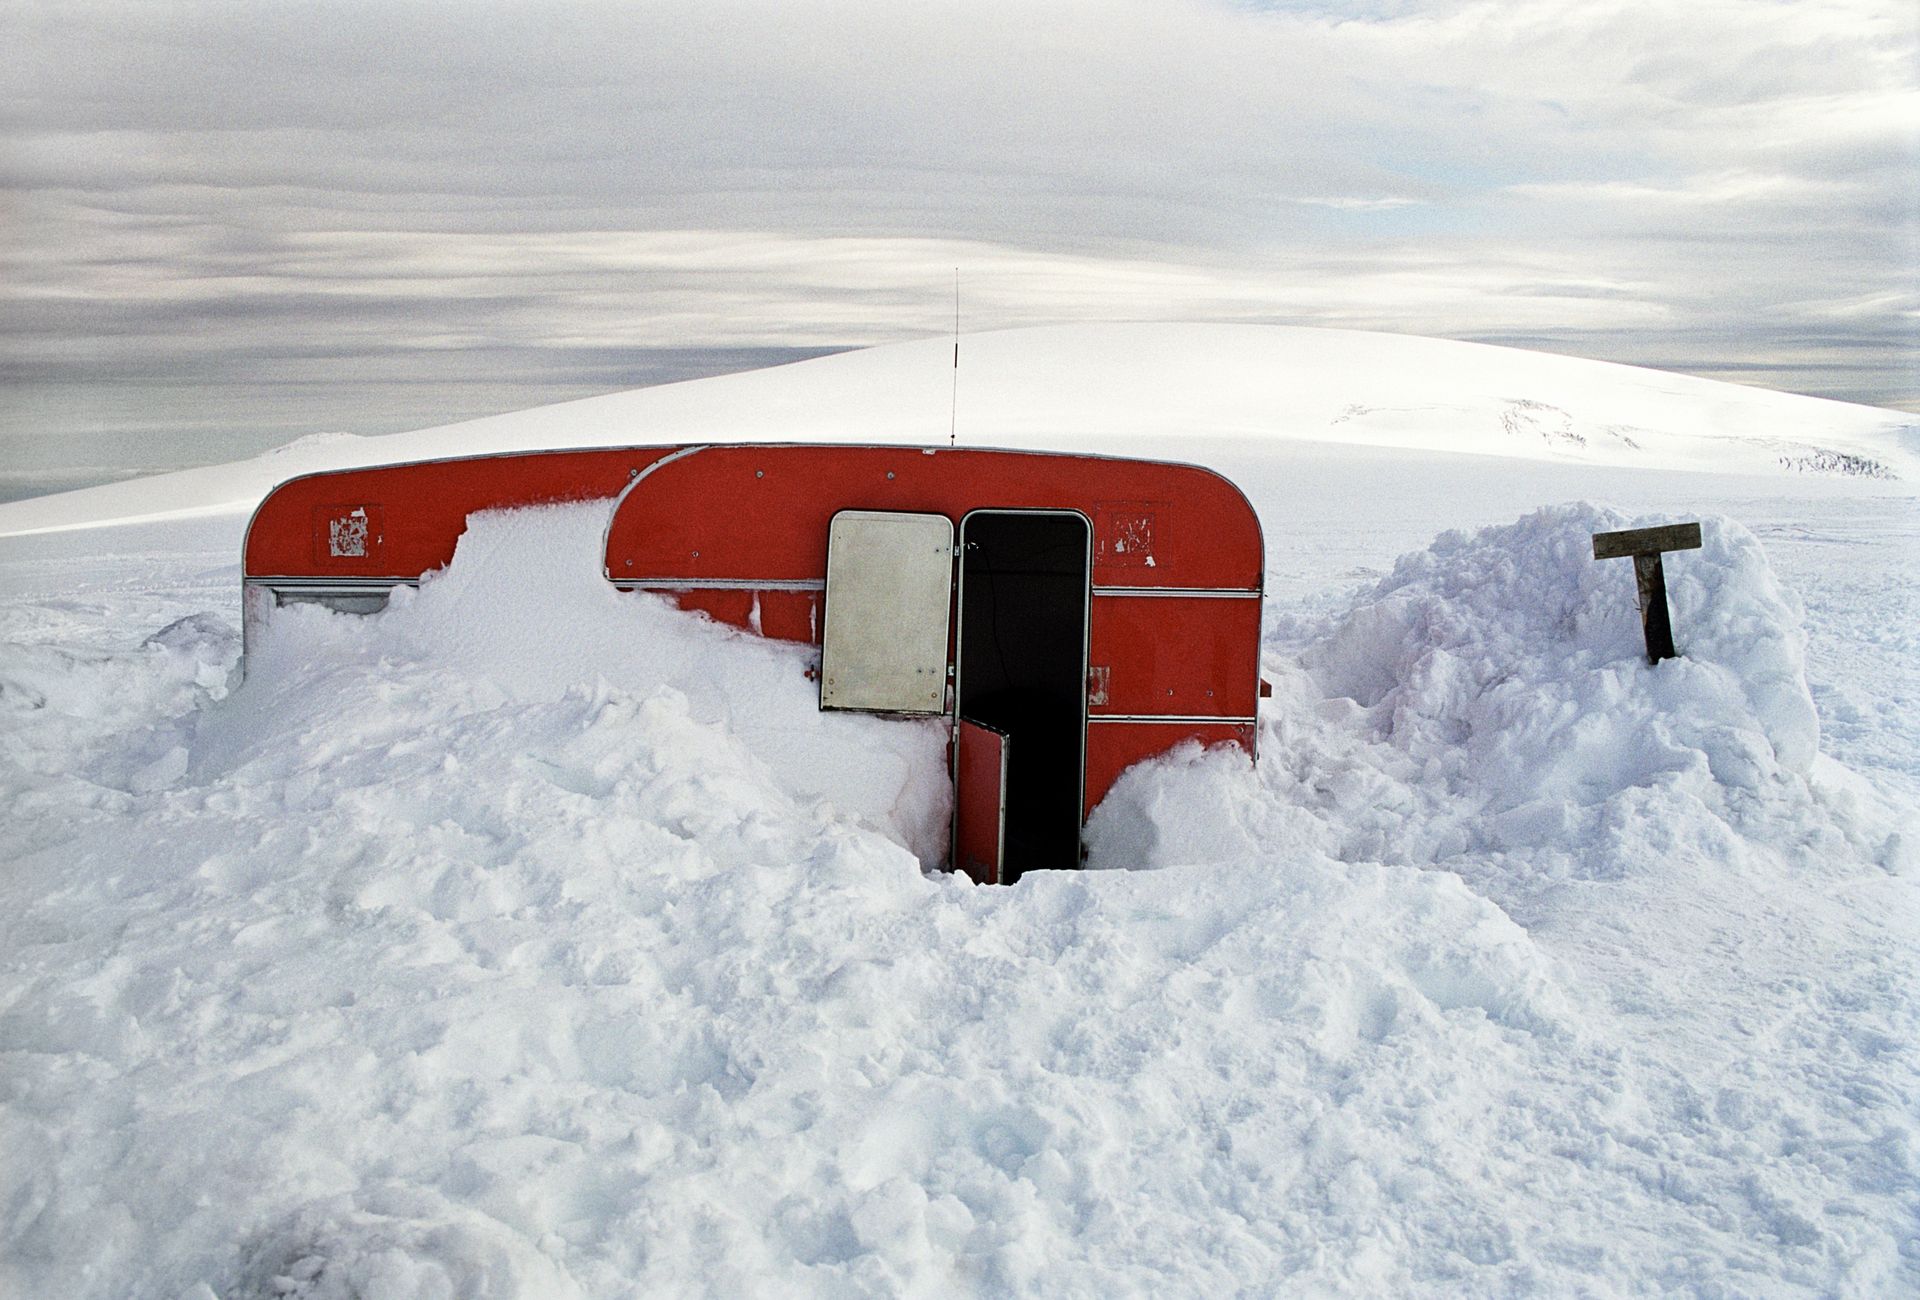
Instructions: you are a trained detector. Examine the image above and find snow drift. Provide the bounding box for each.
[3,498,1916,1297]
[1090,504,1888,886]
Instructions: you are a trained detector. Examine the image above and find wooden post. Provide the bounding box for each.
[1592,522,1702,663]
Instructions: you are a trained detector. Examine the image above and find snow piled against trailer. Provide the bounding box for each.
[3,501,1918,1298]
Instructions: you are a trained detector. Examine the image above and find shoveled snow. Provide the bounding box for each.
[2,327,1918,1296]
[4,485,1917,1296]
[2,323,1914,537]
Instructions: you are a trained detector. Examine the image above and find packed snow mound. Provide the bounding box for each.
[1296,504,1820,786]
[226,503,952,865]
[0,608,240,861]
[2,322,1912,537]
[1289,502,1832,852]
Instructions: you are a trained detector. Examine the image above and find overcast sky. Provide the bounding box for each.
[2,0,1915,479]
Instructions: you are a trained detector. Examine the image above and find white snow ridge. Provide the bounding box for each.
[2,327,1917,1297]
[1,324,1913,538]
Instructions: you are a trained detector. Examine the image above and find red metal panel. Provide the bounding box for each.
[955,718,1009,885]
[672,589,755,629]
[1087,595,1262,719]
[245,448,683,580]
[1084,720,1256,817]
[627,588,822,642]
[604,445,1262,595]
[757,591,822,643]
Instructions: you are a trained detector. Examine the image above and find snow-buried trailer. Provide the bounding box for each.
[244,445,1265,884]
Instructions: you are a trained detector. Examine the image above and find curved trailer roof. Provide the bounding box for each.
[604,444,1263,594]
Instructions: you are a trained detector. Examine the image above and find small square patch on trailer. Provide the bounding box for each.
[1096,502,1160,569]
[314,504,385,565]
[1087,664,1111,706]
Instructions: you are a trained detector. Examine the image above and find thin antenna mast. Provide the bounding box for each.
[948,269,959,448]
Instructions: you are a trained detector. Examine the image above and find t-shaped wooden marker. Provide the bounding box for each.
[1592,522,1702,663]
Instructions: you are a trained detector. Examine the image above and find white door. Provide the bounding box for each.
[819,510,954,714]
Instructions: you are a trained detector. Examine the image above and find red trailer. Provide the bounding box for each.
[245,444,1265,884]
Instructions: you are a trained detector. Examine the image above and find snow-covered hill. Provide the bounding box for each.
[2,323,1914,537]
[2,328,1917,1297]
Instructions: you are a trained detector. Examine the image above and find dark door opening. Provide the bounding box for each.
[956,510,1090,883]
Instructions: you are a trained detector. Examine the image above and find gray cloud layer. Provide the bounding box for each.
[3,0,1915,472]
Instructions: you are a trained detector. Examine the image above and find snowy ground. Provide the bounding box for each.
[2,328,1917,1296]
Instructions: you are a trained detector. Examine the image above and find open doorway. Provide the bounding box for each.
[956,510,1090,883]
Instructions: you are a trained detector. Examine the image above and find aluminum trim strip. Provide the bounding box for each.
[615,577,827,592]
[1088,714,1259,725]
[247,576,411,588]
[600,443,714,576]
[1091,586,1260,599]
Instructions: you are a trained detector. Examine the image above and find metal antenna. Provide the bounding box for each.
[948,269,959,448]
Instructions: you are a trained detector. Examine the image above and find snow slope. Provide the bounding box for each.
[2,328,1918,1296]
[2,323,1914,537]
